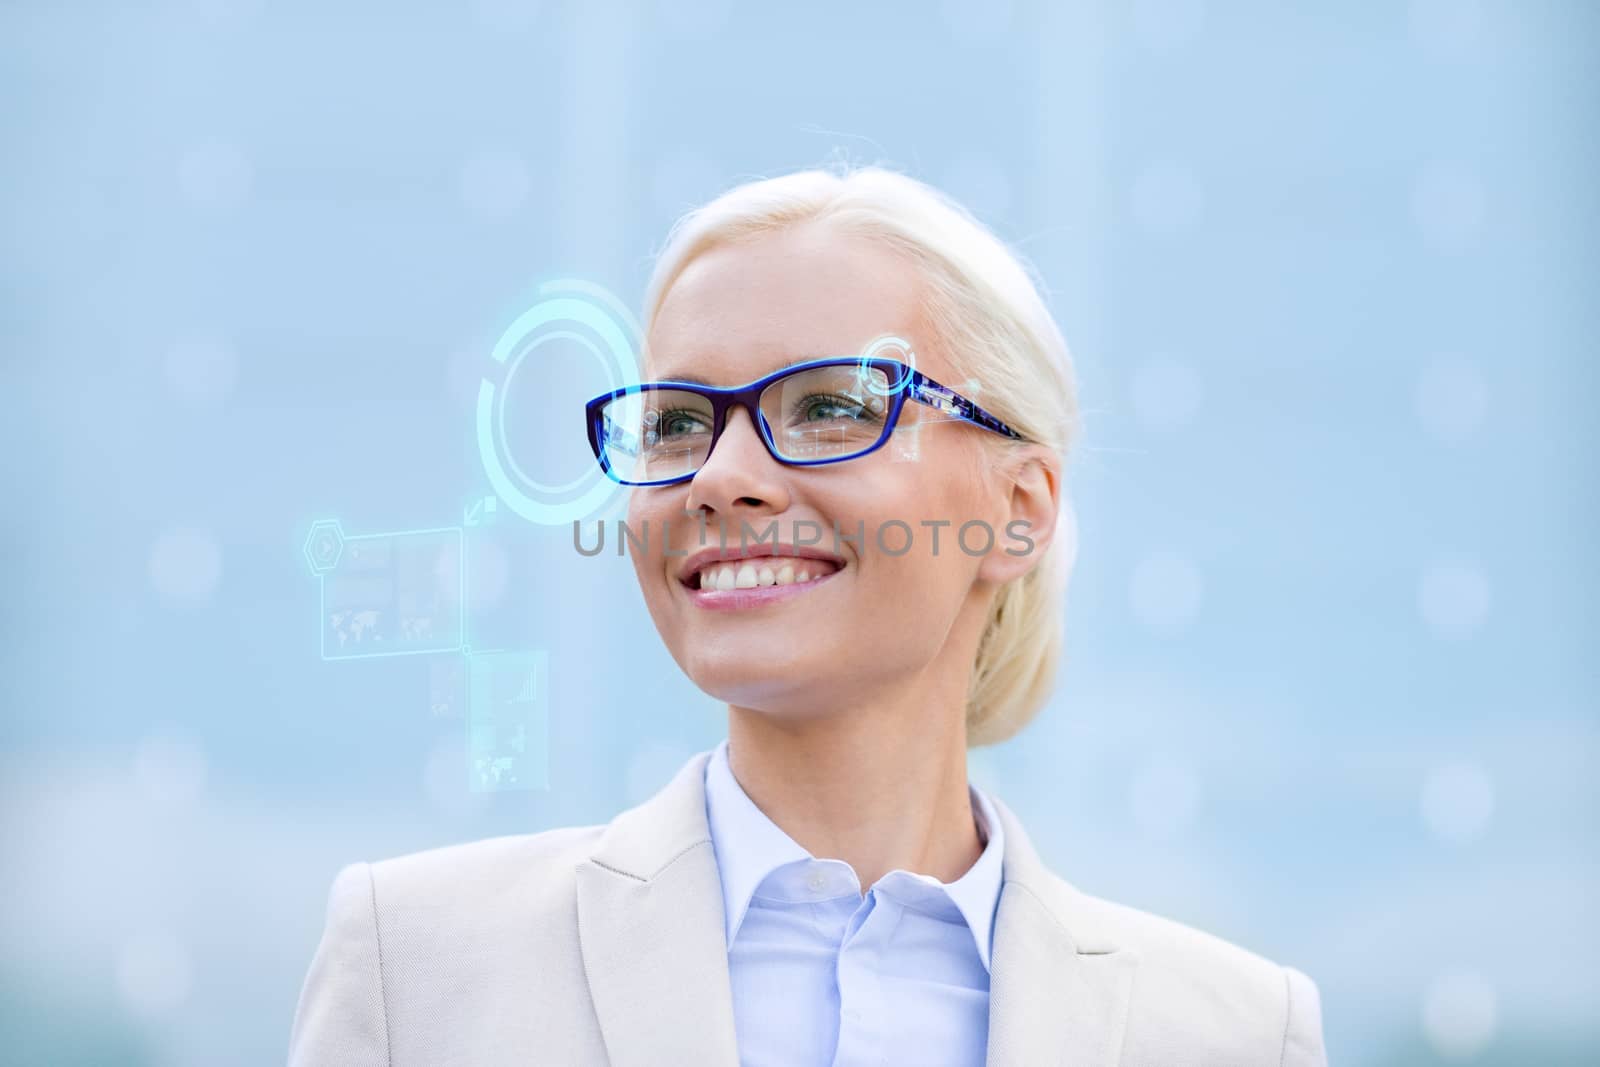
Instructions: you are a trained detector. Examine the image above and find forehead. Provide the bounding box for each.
[644,223,936,386]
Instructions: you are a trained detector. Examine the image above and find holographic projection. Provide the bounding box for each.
[477,278,639,526]
[853,335,984,465]
[302,517,547,791]
[300,279,967,794]
[302,521,464,660]
[467,650,549,791]
[299,278,641,793]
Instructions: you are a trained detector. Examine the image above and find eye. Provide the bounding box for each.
[795,393,879,423]
[656,408,712,438]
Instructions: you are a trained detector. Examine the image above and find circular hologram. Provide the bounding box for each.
[856,334,917,397]
[476,280,640,526]
[497,329,612,496]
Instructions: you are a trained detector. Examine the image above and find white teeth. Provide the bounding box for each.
[695,558,834,591]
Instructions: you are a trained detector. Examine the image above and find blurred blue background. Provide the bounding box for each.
[4,0,1596,1063]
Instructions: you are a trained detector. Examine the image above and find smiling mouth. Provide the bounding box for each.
[685,556,844,592]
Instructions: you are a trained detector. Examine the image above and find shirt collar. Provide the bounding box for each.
[702,736,1007,972]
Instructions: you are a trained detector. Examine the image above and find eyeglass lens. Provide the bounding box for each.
[598,364,895,483]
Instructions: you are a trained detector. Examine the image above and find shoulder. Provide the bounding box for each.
[309,824,609,976]
[341,828,607,1016]
[1069,882,1286,990]
[292,826,615,1064]
[357,823,605,926]
[1047,878,1327,1065]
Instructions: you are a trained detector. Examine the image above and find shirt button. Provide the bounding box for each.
[806,871,827,892]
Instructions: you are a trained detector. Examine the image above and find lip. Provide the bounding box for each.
[676,541,847,588]
[685,566,840,611]
[677,541,847,612]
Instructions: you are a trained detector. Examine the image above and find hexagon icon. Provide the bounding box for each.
[302,520,345,576]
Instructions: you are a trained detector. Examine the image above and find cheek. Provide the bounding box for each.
[841,467,987,617]
[624,491,676,590]
[852,442,994,547]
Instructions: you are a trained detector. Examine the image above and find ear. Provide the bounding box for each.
[977,445,1063,586]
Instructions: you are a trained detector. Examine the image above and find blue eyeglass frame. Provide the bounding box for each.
[584,355,1025,487]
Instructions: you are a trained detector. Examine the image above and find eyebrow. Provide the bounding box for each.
[649,354,827,387]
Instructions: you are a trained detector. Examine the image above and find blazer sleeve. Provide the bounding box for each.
[1280,965,1329,1067]
[287,862,391,1067]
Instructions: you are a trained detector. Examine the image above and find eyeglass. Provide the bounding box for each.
[584,347,1024,487]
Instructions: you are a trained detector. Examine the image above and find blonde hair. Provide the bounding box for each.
[641,162,1079,746]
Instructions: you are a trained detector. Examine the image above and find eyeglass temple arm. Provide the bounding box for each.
[904,371,1025,440]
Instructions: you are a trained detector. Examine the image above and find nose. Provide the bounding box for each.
[684,403,790,521]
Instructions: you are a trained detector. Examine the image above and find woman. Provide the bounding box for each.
[289,165,1328,1066]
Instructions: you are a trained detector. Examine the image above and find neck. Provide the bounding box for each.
[724,675,984,894]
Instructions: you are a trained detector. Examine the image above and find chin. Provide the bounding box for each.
[677,644,833,713]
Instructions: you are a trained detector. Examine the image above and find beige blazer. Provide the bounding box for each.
[289,748,1328,1066]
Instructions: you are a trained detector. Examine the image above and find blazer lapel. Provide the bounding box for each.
[574,749,1137,1067]
[575,750,740,1067]
[984,794,1141,1067]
